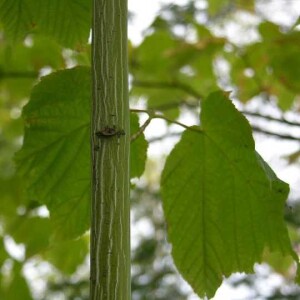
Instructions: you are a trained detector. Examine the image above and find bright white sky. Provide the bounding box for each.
[128,0,191,44]
[128,1,300,299]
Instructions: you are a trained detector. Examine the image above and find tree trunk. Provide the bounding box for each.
[90,0,130,299]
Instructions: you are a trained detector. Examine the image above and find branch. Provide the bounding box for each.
[242,110,300,127]
[148,128,300,143]
[132,80,203,99]
[154,114,196,131]
[131,117,152,142]
[148,132,182,143]
[130,108,300,141]
[132,79,300,128]
[252,126,300,141]
[0,71,39,79]
[130,108,202,133]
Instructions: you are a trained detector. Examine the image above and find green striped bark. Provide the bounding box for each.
[91,0,130,299]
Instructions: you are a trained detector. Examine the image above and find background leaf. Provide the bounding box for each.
[8,217,51,258]
[44,237,88,274]
[2,261,32,300]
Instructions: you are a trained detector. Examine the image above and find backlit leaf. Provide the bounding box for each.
[44,237,88,274]
[0,0,91,47]
[161,91,298,298]
[15,67,91,240]
[9,217,51,258]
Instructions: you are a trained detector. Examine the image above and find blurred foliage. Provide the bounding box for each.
[0,0,300,299]
[0,0,91,47]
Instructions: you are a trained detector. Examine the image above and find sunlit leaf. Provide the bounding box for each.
[161,91,298,298]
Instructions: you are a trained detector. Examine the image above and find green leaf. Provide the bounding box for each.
[131,30,222,116]
[262,249,294,277]
[0,0,91,47]
[15,67,145,240]
[15,67,91,240]
[271,79,296,111]
[0,176,27,218]
[44,237,88,274]
[161,91,297,298]
[208,0,228,15]
[9,217,51,258]
[271,45,300,93]
[130,113,148,178]
[208,0,254,15]
[0,35,64,104]
[131,86,183,119]
[3,261,32,300]
[0,36,64,73]
[0,237,8,266]
[258,22,281,42]
[132,31,179,80]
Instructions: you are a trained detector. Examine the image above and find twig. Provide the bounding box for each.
[252,126,300,141]
[148,132,182,143]
[153,114,197,131]
[0,71,39,79]
[130,108,151,114]
[132,79,300,128]
[130,108,300,141]
[242,110,300,127]
[131,117,152,142]
[148,128,300,144]
[130,108,202,133]
[133,80,203,99]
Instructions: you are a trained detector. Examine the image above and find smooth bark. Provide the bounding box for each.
[91,0,130,299]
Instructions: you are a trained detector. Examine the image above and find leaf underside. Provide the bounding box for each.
[161,91,298,298]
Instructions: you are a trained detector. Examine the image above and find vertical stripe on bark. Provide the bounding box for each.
[91,0,130,299]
